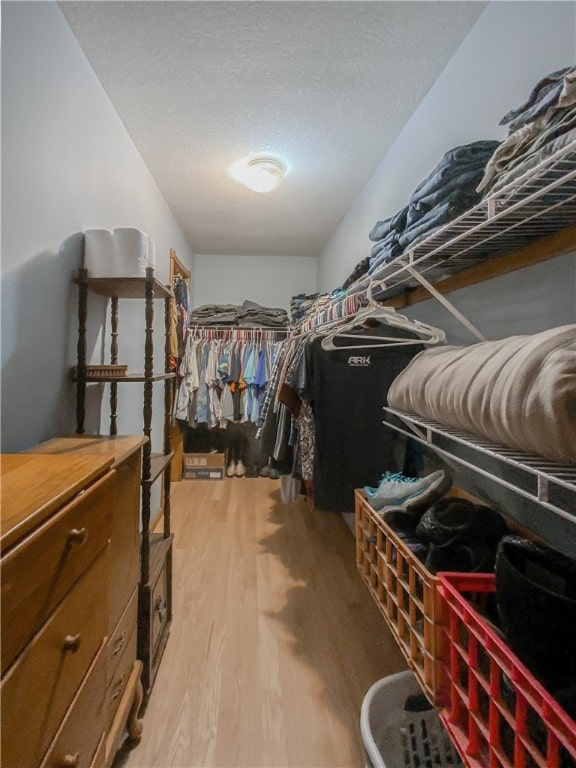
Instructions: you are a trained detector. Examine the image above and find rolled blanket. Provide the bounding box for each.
[387,325,576,464]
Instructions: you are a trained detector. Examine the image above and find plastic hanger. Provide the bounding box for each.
[320,280,446,351]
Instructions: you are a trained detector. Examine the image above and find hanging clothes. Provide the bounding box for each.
[175,328,287,429]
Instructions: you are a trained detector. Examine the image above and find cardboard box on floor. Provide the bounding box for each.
[183,452,225,480]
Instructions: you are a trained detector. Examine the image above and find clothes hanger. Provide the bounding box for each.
[320,280,446,351]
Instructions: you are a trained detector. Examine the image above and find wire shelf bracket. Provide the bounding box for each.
[382,406,576,524]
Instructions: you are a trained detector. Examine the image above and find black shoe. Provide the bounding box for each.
[416,498,506,546]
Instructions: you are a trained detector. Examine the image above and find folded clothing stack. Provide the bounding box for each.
[189,300,290,328]
[83,227,156,277]
[479,65,576,197]
[290,293,320,324]
[237,299,290,328]
[291,289,345,329]
[368,140,500,277]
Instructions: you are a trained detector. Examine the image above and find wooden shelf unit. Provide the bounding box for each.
[74,267,175,700]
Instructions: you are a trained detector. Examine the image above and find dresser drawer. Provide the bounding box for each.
[1,471,114,673]
[40,641,107,768]
[151,560,170,656]
[90,732,107,768]
[106,622,137,733]
[107,587,138,691]
[1,547,109,768]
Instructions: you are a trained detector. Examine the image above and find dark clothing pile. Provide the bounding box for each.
[189,299,290,328]
[341,256,370,290]
[479,66,576,197]
[367,140,500,277]
[385,498,508,575]
[188,303,238,325]
[290,293,320,324]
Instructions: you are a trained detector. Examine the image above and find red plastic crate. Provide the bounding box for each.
[437,572,576,768]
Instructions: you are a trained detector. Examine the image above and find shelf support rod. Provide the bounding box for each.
[404,264,488,342]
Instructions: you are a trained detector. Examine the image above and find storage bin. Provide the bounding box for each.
[355,490,445,702]
[361,669,463,768]
[437,573,576,768]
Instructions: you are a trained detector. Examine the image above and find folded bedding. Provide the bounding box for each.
[387,325,576,464]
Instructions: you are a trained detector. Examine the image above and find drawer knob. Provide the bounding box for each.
[63,633,81,652]
[57,753,79,768]
[68,527,89,546]
[155,597,167,624]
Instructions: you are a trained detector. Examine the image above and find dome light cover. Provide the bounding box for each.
[229,155,286,193]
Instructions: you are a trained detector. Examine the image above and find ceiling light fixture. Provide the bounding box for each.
[229,155,286,193]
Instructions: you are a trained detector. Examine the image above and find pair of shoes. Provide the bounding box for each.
[226,460,246,478]
[364,470,449,512]
[259,465,271,478]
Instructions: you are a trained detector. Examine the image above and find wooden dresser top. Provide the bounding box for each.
[0,453,114,554]
[24,435,148,468]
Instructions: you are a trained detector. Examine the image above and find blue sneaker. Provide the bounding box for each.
[364,470,448,512]
[364,470,401,495]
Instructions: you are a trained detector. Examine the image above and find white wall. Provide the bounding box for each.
[1,2,194,452]
[317,1,576,335]
[192,254,317,310]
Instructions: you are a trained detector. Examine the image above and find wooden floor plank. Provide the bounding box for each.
[118,478,406,768]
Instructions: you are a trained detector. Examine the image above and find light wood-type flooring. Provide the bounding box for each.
[118,478,406,768]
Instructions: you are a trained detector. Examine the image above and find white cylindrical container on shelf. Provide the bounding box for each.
[83,229,114,276]
[112,228,149,277]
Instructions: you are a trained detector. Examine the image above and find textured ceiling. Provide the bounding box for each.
[59,1,486,257]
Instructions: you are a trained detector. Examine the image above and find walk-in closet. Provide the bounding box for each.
[1,3,575,768]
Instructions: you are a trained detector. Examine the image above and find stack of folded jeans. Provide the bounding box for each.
[290,293,320,324]
[478,65,576,196]
[368,140,500,277]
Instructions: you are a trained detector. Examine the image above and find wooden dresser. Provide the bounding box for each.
[1,435,147,768]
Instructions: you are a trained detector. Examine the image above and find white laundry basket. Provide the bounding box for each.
[360,670,462,768]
